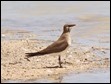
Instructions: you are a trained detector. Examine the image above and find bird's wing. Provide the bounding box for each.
[26,37,69,57]
[39,39,69,54]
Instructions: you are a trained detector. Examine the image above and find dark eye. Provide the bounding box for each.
[67,27,69,31]
[68,28,70,32]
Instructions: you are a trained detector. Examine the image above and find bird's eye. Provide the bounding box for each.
[66,27,69,31]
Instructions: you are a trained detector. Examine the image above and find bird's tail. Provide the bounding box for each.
[25,52,45,58]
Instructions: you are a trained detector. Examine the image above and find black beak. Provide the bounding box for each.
[68,24,76,27]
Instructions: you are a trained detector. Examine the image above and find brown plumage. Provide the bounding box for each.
[25,24,76,58]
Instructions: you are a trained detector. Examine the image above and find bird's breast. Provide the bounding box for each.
[61,33,71,46]
[67,36,71,46]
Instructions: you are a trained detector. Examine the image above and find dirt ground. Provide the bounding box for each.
[1,39,110,80]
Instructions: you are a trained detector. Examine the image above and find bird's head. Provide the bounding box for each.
[63,24,76,33]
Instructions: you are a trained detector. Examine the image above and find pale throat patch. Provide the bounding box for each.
[67,35,71,46]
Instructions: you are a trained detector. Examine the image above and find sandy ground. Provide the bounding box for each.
[1,2,110,82]
[1,38,110,81]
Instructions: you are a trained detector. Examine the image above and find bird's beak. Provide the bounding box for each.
[68,24,76,27]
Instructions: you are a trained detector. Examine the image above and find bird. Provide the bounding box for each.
[25,24,76,68]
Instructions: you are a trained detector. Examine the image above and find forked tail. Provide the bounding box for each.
[25,52,45,58]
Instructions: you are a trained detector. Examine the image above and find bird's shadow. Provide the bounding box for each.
[43,66,63,68]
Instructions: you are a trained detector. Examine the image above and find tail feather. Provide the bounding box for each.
[25,52,45,58]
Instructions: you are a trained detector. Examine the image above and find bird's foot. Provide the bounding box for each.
[59,64,63,68]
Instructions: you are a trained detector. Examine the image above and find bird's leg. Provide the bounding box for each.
[58,55,63,68]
